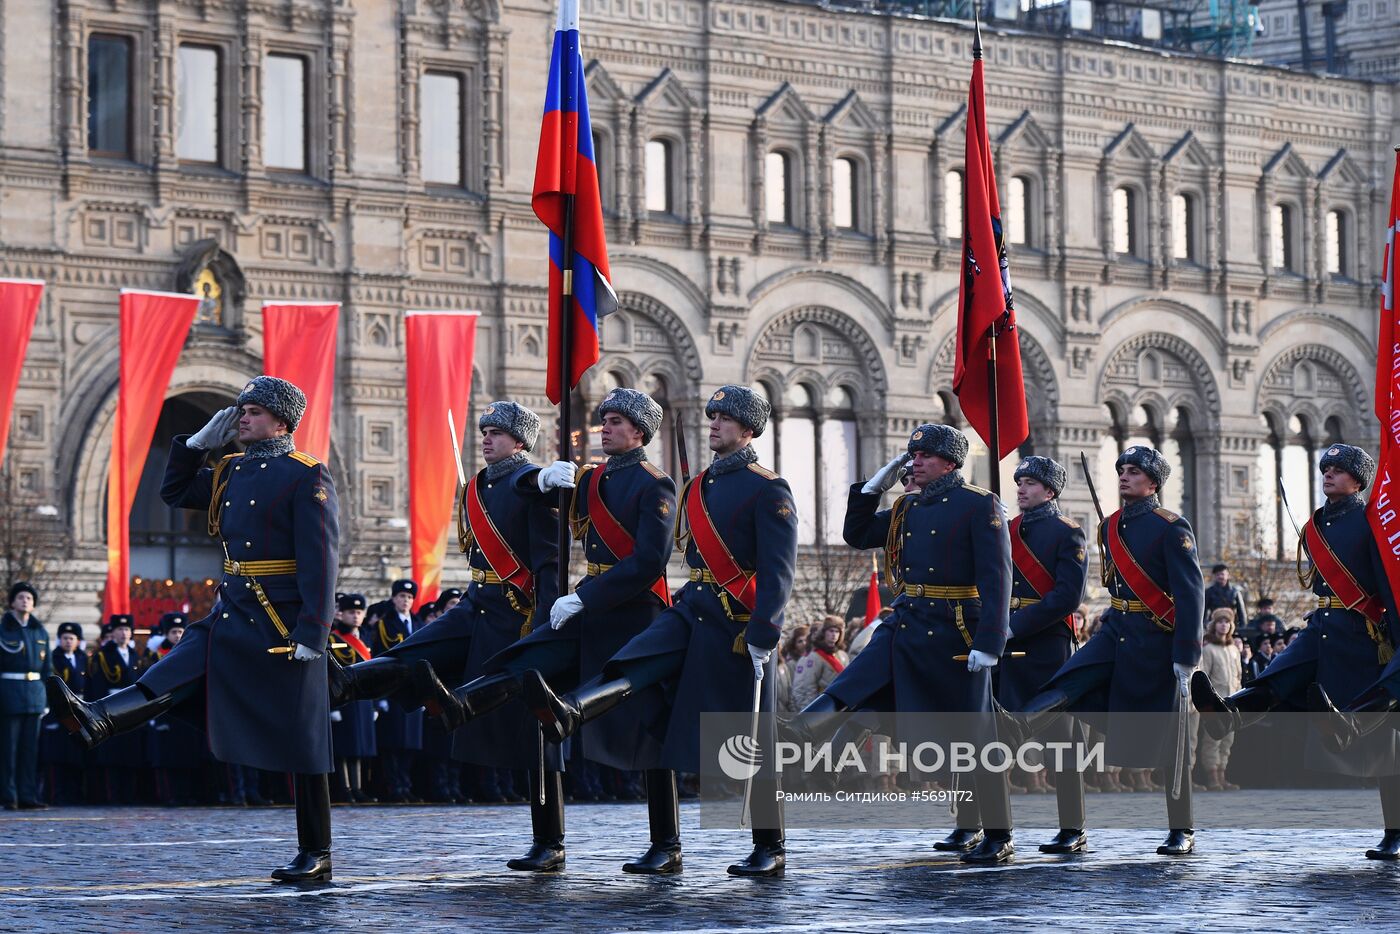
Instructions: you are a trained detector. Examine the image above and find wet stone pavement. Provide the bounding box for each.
[2,795,1398,932]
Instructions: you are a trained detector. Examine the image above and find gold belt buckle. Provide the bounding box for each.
[229,560,241,575]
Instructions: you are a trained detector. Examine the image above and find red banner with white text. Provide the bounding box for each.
[0,279,44,469]
[105,290,201,617]
[262,302,340,463]
[1369,153,1400,596]
[406,311,480,610]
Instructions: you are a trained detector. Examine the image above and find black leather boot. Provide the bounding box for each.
[1366,829,1400,860]
[1039,828,1087,854]
[1192,672,1275,741]
[727,828,785,877]
[1310,683,1398,753]
[272,774,333,882]
[961,832,1014,864]
[508,770,566,872]
[523,670,632,744]
[332,657,463,730]
[46,679,172,750]
[623,769,683,874]
[777,693,847,748]
[1156,828,1194,856]
[447,672,523,731]
[933,828,984,852]
[1000,689,1072,748]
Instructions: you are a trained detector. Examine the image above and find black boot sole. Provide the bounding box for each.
[1039,834,1087,854]
[522,671,574,744]
[622,848,683,874]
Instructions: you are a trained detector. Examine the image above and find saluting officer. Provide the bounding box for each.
[1197,444,1400,860]
[470,388,680,873]
[328,593,377,804]
[1000,456,1089,854]
[790,424,1016,864]
[523,384,798,877]
[0,582,51,810]
[365,580,425,803]
[327,401,569,869]
[48,377,341,882]
[1010,446,1203,856]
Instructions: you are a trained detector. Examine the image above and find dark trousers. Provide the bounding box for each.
[0,714,41,805]
[1048,662,1192,830]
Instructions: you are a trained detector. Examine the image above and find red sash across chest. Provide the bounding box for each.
[685,471,757,612]
[464,474,534,597]
[1009,514,1074,634]
[585,466,671,606]
[1304,516,1384,623]
[1104,510,1176,624]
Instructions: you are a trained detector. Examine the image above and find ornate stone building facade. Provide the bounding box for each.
[0,0,1394,620]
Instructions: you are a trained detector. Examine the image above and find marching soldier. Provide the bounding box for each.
[40,622,87,804]
[366,580,425,803]
[1,582,51,810]
[48,377,342,881]
[999,457,1088,854]
[1010,446,1203,856]
[1197,444,1400,860]
[328,400,569,868]
[789,424,1016,864]
[523,384,798,877]
[468,388,680,872]
[328,593,377,804]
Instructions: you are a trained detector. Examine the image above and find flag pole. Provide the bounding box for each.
[557,199,577,601]
[972,8,1001,499]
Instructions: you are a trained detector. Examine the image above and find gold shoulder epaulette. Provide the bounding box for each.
[641,461,667,480]
[1153,506,1181,523]
[1059,514,1081,529]
[962,483,992,497]
[747,463,779,480]
[578,464,598,480]
[289,451,320,468]
[220,452,244,462]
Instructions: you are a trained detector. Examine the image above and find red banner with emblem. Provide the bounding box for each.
[0,279,44,469]
[406,311,480,609]
[105,290,201,617]
[262,302,339,463]
[1369,152,1400,599]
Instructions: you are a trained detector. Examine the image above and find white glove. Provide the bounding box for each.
[747,643,772,681]
[187,406,239,450]
[292,643,321,662]
[550,593,585,630]
[967,649,999,673]
[537,460,578,492]
[372,710,380,721]
[377,699,390,713]
[329,710,343,723]
[862,453,911,495]
[1173,663,1194,698]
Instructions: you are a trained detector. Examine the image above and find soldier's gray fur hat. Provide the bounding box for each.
[598,388,663,444]
[705,385,771,438]
[237,376,307,432]
[1319,443,1375,490]
[1116,445,1171,489]
[907,423,968,467]
[479,400,540,452]
[1014,455,1067,497]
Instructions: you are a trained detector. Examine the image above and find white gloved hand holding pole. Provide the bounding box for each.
[967,649,999,673]
[549,593,585,630]
[746,643,771,681]
[187,406,239,450]
[291,643,322,662]
[1173,663,1194,698]
[537,460,578,492]
[862,453,911,495]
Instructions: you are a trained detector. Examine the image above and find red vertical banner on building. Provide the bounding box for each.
[105,290,201,617]
[0,279,45,469]
[262,302,340,463]
[1368,152,1400,594]
[405,311,480,609]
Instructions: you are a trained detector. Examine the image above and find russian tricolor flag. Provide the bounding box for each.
[533,0,615,405]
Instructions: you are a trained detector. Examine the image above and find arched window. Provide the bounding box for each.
[1172,193,1197,262]
[1326,210,1347,276]
[420,71,464,186]
[750,381,778,469]
[820,385,858,544]
[1112,186,1138,256]
[1005,176,1029,246]
[832,157,857,230]
[780,383,820,546]
[645,139,673,214]
[1271,203,1295,271]
[593,130,614,215]
[944,169,964,241]
[766,151,793,225]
